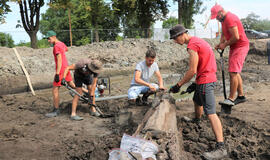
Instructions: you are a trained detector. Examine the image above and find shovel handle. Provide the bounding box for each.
[64,84,104,115]
[217,49,224,57]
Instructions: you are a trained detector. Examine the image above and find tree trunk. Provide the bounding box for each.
[95,29,99,42]
[28,31,38,49]
[133,93,194,160]
[18,0,43,49]
[178,0,182,24]
[68,9,73,46]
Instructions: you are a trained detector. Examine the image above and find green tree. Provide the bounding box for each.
[14,0,45,49]
[0,32,14,48]
[49,0,75,46]
[255,19,270,31]
[241,12,259,30]
[112,0,139,38]
[81,0,120,42]
[16,39,50,48]
[0,0,11,23]
[162,17,178,28]
[113,0,169,38]
[40,0,120,45]
[241,12,270,31]
[173,0,206,28]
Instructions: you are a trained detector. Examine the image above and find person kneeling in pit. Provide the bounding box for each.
[127,48,165,105]
[62,59,103,120]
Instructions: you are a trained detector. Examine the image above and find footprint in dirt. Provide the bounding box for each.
[178,115,270,159]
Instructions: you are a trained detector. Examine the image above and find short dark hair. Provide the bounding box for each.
[145,48,156,58]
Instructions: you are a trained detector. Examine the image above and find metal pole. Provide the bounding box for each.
[91,29,93,44]
[268,41,270,65]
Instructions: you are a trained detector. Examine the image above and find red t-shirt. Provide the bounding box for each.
[187,37,217,84]
[53,41,69,74]
[222,12,249,49]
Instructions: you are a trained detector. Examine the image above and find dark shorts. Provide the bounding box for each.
[74,73,93,88]
[193,82,216,115]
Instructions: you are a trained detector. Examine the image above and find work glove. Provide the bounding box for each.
[54,74,60,83]
[61,78,67,86]
[169,83,181,93]
[186,83,196,93]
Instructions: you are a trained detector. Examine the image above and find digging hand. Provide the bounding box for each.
[186,83,196,93]
[169,83,181,93]
[149,84,156,92]
[54,74,60,83]
[61,78,67,86]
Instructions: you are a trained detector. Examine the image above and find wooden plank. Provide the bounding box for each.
[13,48,36,96]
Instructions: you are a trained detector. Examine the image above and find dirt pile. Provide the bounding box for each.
[0,50,270,159]
[0,39,191,95]
[2,38,269,95]
[249,39,270,56]
[178,114,270,160]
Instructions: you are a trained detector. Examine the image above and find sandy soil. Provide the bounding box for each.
[0,40,270,159]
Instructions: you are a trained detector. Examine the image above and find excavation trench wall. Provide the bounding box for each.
[0,38,268,95]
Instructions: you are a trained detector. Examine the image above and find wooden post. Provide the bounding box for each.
[13,48,36,96]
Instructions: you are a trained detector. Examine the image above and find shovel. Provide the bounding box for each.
[63,84,113,118]
[217,49,232,114]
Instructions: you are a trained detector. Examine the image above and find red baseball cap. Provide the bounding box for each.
[211,4,223,19]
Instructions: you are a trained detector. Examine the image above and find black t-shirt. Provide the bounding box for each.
[74,59,98,78]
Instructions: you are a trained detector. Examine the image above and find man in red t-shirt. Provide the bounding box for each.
[211,4,249,106]
[44,31,86,118]
[169,24,227,159]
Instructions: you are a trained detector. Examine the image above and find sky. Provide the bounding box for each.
[1,0,270,44]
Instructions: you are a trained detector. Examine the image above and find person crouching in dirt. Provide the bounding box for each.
[44,30,88,118]
[61,59,103,120]
[127,48,165,105]
[169,24,227,159]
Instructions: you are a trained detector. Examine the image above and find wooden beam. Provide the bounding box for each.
[13,48,36,96]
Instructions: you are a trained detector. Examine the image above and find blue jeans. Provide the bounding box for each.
[128,83,159,100]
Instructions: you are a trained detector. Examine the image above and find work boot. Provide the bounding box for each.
[203,142,227,160]
[219,99,235,106]
[191,118,201,124]
[141,91,155,106]
[89,106,101,117]
[70,115,84,121]
[90,110,101,117]
[135,96,143,106]
[45,108,60,118]
[234,96,246,105]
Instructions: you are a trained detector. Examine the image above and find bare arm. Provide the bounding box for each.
[224,26,239,46]
[154,70,164,89]
[176,49,198,87]
[90,77,98,104]
[216,32,226,50]
[134,70,156,91]
[134,70,150,87]
[220,32,226,43]
[56,54,62,74]
[217,26,239,50]
[63,64,76,79]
